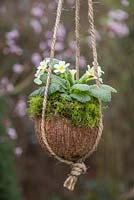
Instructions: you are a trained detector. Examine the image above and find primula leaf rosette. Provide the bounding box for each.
[31,58,117,103]
[28,58,117,125]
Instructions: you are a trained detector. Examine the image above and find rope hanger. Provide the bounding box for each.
[40,0,103,191]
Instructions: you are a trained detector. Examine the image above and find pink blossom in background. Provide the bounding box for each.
[13,64,23,74]
[68,40,76,50]
[63,49,73,58]
[107,8,129,38]
[121,0,129,6]
[43,51,49,57]
[9,45,23,56]
[108,9,129,21]
[31,5,44,18]
[79,56,86,67]
[6,83,14,92]
[14,147,23,157]
[39,41,47,51]
[1,77,9,85]
[55,42,64,51]
[67,0,75,5]
[7,128,17,140]
[47,39,52,48]
[107,20,129,38]
[6,39,15,46]
[15,98,27,117]
[57,24,66,39]
[5,42,23,56]
[48,2,57,10]
[5,29,23,55]
[45,31,53,39]
[6,29,19,40]
[30,18,42,34]
[31,53,42,66]
[0,77,14,92]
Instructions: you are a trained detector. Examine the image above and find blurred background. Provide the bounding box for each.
[0,0,134,200]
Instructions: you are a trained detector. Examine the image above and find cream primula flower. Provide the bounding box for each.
[69,69,76,80]
[86,65,104,83]
[35,60,48,78]
[54,61,70,73]
[34,60,49,85]
[86,65,95,77]
[97,66,104,78]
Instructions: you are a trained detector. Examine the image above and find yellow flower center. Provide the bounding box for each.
[59,66,64,71]
[42,64,46,69]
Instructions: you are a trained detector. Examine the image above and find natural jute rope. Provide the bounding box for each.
[41,0,73,166]
[87,0,103,159]
[40,0,103,191]
[88,0,100,86]
[75,0,80,80]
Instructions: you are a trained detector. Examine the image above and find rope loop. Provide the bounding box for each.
[41,0,72,165]
[39,0,103,191]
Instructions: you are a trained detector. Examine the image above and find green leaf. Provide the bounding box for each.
[30,81,65,97]
[66,71,74,86]
[48,84,59,95]
[34,78,42,85]
[71,84,90,92]
[60,93,72,101]
[40,73,67,89]
[101,84,117,93]
[70,93,91,103]
[39,73,47,84]
[30,87,45,97]
[70,84,91,102]
[88,85,112,102]
[48,83,65,95]
[77,74,88,84]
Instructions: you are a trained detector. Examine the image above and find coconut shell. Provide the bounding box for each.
[35,115,99,162]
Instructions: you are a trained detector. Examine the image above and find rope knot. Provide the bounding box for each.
[63,162,87,191]
[70,162,87,176]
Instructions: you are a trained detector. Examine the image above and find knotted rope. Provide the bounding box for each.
[64,162,87,191]
[40,0,103,191]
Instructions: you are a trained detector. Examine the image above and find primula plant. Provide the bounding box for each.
[28,58,117,127]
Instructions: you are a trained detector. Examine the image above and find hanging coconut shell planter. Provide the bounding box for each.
[28,0,117,191]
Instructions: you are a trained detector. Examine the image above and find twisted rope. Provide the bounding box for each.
[41,0,73,166]
[88,0,100,86]
[88,0,103,158]
[75,0,80,80]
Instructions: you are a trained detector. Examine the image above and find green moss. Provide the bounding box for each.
[28,96,43,117]
[28,93,101,127]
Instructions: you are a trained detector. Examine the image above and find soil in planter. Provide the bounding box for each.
[28,92,101,128]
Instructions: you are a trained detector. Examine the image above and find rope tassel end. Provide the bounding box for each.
[63,162,87,191]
